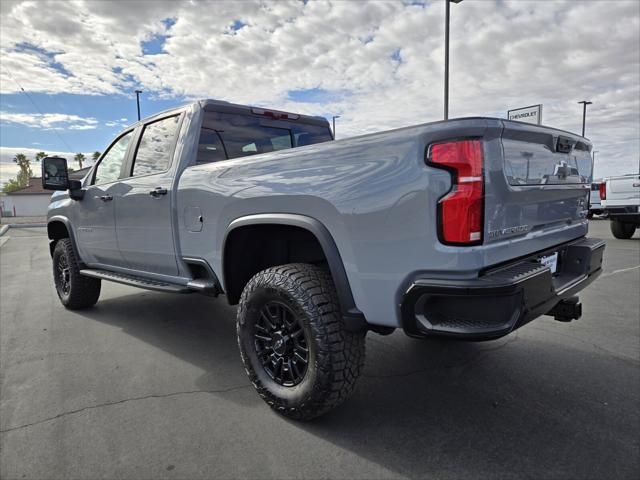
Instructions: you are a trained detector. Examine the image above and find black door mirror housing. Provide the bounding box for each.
[42,156,70,190]
[42,157,85,199]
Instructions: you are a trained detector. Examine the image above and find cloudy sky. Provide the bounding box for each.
[0,0,638,185]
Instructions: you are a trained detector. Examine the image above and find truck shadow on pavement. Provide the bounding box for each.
[77,290,639,479]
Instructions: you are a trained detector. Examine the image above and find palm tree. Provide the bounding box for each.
[35,151,47,162]
[13,153,28,166]
[74,152,86,169]
[92,151,101,162]
[12,153,32,187]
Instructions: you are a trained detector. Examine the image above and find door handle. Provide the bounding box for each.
[96,195,113,202]
[149,187,168,197]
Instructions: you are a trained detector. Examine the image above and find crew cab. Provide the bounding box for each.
[42,99,605,419]
[599,174,640,239]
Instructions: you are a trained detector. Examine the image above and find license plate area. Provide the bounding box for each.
[539,252,559,274]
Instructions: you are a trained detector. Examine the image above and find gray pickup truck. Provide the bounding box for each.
[42,99,605,419]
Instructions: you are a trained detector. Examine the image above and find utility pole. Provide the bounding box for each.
[332,115,341,139]
[135,90,143,121]
[578,100,592,137]
[444,0,463,120]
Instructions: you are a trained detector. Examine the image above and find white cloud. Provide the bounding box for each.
[0,0,638,178]
[0,111,99,130]
[105,118,130,129]
[0,162,21,188]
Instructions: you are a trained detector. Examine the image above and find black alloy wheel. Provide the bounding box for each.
[254,301,309,386]
[55,251,72,297]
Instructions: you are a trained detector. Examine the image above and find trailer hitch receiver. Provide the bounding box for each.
[547,296,582,322]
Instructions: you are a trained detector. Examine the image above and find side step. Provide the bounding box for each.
[80,269,191,294]
[186,279,219,295]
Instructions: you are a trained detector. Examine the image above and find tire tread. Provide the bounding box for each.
[236,263,365,420]
[53,239,101,309]
[610,219,636,239]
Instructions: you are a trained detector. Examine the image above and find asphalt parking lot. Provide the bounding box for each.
[1,219,638,480]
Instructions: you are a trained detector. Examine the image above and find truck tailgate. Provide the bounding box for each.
[605,174,640,206]
[484,121,592,255]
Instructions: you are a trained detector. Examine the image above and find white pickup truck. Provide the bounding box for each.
[600,173,640,239]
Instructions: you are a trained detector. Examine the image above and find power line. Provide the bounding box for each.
[4,71,75,152]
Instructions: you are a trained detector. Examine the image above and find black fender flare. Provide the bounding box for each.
[223,213,367,332]
[47,215,80,260]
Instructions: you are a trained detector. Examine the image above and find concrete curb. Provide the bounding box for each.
[9,223,47,228]
[0,223,47,236]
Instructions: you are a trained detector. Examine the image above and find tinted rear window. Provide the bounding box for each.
[197,112,331,164]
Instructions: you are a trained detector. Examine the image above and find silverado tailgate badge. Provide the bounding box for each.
[488,225,529,239]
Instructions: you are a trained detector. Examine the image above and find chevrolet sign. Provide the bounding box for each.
[507,104,543,125]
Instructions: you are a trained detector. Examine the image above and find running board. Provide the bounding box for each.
[80,269,191,294]
[186,279,219,295]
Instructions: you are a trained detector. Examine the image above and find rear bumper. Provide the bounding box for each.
[401,237,605,340]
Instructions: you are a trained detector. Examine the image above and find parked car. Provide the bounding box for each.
[588,181,604,217]
[42,99,605,419]
[600,173,640,238]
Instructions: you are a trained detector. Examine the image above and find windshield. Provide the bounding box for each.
[197,111,332,164]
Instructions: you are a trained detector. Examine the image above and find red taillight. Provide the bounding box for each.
[429,140,484,245]
[599,182,606,200]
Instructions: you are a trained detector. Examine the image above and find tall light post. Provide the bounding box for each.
[135,89,143,121]
[578,100,592,137]
[332,115,341,139]
[444,0,463,120]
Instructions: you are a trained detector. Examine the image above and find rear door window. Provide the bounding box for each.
[131,115,180,177]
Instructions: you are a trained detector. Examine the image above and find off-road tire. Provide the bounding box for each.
[53,238,101,309]
[610,219,636,239]
[236,263,365,420]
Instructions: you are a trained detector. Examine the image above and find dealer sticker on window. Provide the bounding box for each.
[539,252,559,274]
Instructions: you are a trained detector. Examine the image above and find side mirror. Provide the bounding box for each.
[42,157,84,199]
[42,156,70,190]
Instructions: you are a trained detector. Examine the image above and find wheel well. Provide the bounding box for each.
[47,221,70,256]
[223,224,327,304]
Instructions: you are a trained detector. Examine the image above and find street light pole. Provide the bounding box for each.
[578,100,592,137]
[135,90,143,121]
[444,0,463,121]
[332,115,341,139]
